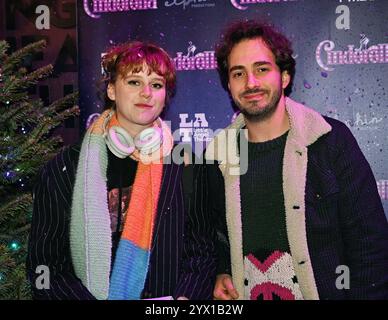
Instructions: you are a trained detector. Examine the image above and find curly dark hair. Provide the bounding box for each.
[215,20,295,96]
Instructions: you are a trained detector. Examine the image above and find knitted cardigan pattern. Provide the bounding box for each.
[70,110,171,300]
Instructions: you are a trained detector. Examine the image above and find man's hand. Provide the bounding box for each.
[213,274,239,300]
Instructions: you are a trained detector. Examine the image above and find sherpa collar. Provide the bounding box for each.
[206,97,331,162]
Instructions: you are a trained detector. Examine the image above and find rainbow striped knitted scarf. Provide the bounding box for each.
[70,110,171,299]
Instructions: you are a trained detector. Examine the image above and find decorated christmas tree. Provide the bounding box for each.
[0,40,79,299]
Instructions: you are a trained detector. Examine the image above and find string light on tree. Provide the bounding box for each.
[18,178,26,188]
[8,240,21,252]
[3,170,16,180]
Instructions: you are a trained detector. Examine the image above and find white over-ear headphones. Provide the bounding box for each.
[103,112,163,159]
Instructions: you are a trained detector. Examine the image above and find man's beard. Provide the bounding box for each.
[234,86,282,122]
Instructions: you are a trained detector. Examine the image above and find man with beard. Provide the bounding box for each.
[206,20,388,300]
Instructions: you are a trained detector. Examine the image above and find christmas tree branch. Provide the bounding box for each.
[1,40,47,75]
[1,65,53,99]
[0,194,32,225]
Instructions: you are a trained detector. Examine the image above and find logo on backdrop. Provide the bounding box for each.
[164,0,215,10]
[173,42,217,71]
[179,113,212,142]
[345,112,383,130]
[327,107,384,131]
[230,0,297,11]
[83,0,158,19]
[316,35,388,71]
[376,180,388,200]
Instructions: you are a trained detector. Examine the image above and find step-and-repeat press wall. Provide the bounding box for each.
[77,0,388,216]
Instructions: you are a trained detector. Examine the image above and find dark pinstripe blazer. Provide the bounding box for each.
[27,144,217,300]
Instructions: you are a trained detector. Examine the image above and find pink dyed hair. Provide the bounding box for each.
[102,41,176,106]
